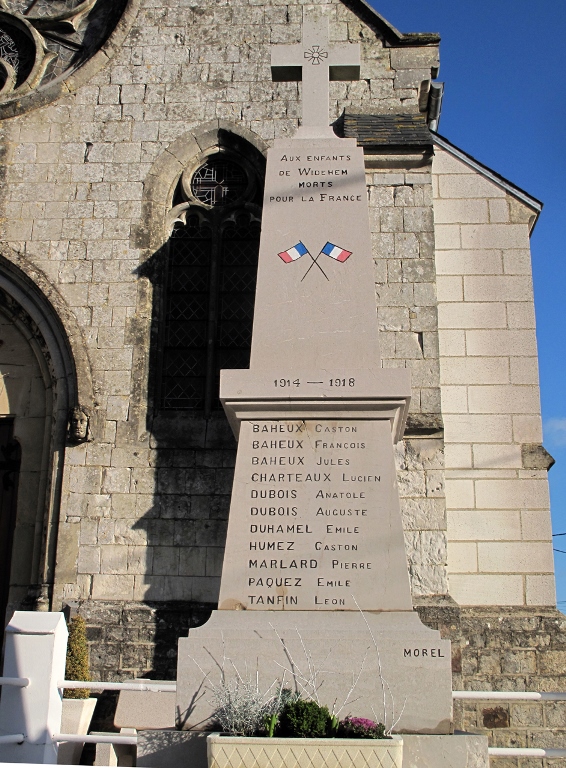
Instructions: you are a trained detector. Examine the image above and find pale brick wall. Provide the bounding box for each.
[432,147,555,607]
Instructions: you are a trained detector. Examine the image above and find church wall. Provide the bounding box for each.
[366,164,447,596]
[0,0,444,631]
[416,602,566,760]
[0,0,558,705]
[432,148,555,607]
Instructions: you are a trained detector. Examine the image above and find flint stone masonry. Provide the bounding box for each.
[421,602,566,766]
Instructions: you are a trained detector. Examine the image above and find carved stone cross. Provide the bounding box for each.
[271,11,360,138]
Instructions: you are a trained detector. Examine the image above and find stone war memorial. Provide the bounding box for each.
[0,0,562,764]
[177,10,456,743]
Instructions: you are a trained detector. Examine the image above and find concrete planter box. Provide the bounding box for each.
[57,698,97,765]
[207,733,403,768]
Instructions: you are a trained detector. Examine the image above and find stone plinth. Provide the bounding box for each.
[114,682,175,729]
[177,611,452,734]
[402,734,489,768]
[137,731,208,768]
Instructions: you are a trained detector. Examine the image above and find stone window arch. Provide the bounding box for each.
[159,150,263,415]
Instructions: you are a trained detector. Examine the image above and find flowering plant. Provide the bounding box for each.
[338,717,387,739]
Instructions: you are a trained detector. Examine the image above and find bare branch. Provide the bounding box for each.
[352,594,388,728]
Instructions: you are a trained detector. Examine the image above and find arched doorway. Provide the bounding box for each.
[0,307,46,627]
[0,252,90,628]
[0,417,21,631]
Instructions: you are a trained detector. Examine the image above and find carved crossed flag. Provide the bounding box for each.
[321,241,352,262]
[278,242,309,263]
[278,240,353,281]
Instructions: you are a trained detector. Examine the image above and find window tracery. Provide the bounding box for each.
[0,0,127,100]
[190,157,250,207]
[0,28,19,74]
[159,152,263,414]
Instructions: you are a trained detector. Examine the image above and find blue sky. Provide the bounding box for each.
[369,0,566,606]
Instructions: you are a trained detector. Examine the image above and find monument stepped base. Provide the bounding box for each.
[176,610,452,734]
[137,730,488,768]
[78,600,566,759]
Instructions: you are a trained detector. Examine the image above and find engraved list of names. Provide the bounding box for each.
[218,419,406,612]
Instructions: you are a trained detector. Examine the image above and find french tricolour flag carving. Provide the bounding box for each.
[321,241,352,262]
[278,241,309,263]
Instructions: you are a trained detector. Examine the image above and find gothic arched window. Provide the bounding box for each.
[160,153,262,414]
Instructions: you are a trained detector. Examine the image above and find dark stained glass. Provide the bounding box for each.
[191,156,248,207]
[160,205,260,412]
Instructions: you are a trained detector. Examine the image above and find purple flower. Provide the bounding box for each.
[338,716,388,739]
[344,717,377,729]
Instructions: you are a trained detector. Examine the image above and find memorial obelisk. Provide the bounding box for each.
[177,10,452,734]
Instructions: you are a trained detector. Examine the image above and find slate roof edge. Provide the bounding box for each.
[340,112,433,150]
[340,0,440,45]
[432,132,543,216]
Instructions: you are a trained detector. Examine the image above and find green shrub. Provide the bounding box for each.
[64,615,91,699]
[262,688,298,737]
[278,699,332,738]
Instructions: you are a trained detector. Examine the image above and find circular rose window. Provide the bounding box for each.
[0,0,128,106]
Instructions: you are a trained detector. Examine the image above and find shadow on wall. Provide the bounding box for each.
[127,147,263,679]
[123,401,236,680]
[78,133,265,686]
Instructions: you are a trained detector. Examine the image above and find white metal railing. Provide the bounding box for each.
[0,612,181,763]
[0,678,27,748]
[52,734,137,746]
[58,685,566,699]
[0,735,24,745]
[57,679,176,693]
[455,691,566,759]
[0,669,169,756]
[453,690,566,701]
[489,747,566,758]
[0,677,29,688]
[52,680,171,747]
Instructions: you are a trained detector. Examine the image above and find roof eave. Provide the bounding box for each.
[432,132,543,232]
[340,0,440,46]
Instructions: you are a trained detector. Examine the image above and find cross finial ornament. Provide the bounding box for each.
[271,10,361,138]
